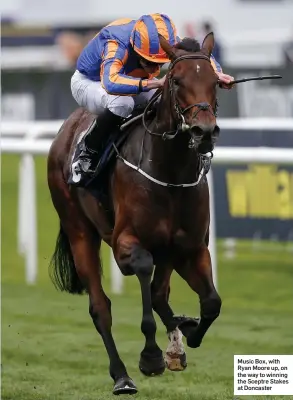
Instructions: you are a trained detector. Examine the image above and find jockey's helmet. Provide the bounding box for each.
[130,13,178,63]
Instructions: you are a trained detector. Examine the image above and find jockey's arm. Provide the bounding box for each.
[101,40,163,95]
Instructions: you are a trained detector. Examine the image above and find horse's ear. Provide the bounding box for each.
[201,32,215,57]
[159,34,177,61]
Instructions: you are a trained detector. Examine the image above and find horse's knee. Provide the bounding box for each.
[201,292,222,320]
[130,246,153,277]
[117,241,154,277]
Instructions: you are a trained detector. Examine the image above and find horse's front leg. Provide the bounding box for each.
[113,230,165,376]
[175,245,222,349]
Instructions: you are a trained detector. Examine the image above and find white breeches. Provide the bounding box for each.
[71,70,156,118]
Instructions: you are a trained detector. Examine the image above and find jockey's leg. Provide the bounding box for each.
[69,71,135,185]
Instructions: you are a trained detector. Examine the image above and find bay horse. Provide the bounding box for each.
[47,33,222,395]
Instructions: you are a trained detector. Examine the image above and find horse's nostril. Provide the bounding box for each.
[213,125,220,137]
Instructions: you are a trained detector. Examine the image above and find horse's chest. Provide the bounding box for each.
[127,182,209,250]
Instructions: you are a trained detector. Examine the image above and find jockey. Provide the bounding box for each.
[69,13,233,185]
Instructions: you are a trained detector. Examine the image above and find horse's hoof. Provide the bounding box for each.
[165,352,187,372]
[186,329,202,349]
[113,377,138,395]
[139,351,165,376]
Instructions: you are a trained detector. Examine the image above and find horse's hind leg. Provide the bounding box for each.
[113,230,165,376]
[174,245,222,349]
[49,195,136,395]
[73,235,137,394]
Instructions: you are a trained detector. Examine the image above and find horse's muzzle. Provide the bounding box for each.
[190,124,220,153]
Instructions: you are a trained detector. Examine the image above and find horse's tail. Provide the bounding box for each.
[49,224,86,294]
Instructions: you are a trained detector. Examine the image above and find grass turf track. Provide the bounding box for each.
[2,155,292,400]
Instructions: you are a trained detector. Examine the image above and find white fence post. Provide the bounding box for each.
[110,252,124,294]
[17,127,38,284]
[24,154,37,284]
[207,169,218,290]
[18,155,27,255]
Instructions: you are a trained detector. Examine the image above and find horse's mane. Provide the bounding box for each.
[174,37,201,53]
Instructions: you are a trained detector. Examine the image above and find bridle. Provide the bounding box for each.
[142,53,217,141]
[113,53,217,188]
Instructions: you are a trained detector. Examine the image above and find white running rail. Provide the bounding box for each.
[1,119,293,292]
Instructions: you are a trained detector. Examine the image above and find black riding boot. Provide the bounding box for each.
[68,109,123,186]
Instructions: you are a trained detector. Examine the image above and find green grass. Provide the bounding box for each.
[1,155,293,400]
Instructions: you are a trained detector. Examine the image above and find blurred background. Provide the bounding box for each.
[1,1,293,399]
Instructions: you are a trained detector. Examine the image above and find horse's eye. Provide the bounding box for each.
[173,78,180,86]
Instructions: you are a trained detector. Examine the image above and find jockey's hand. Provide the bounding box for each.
[158,75,166,87]
[217,72,235,89]
[145,76,166,90]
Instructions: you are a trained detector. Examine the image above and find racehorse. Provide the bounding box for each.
[47,32,222,395]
